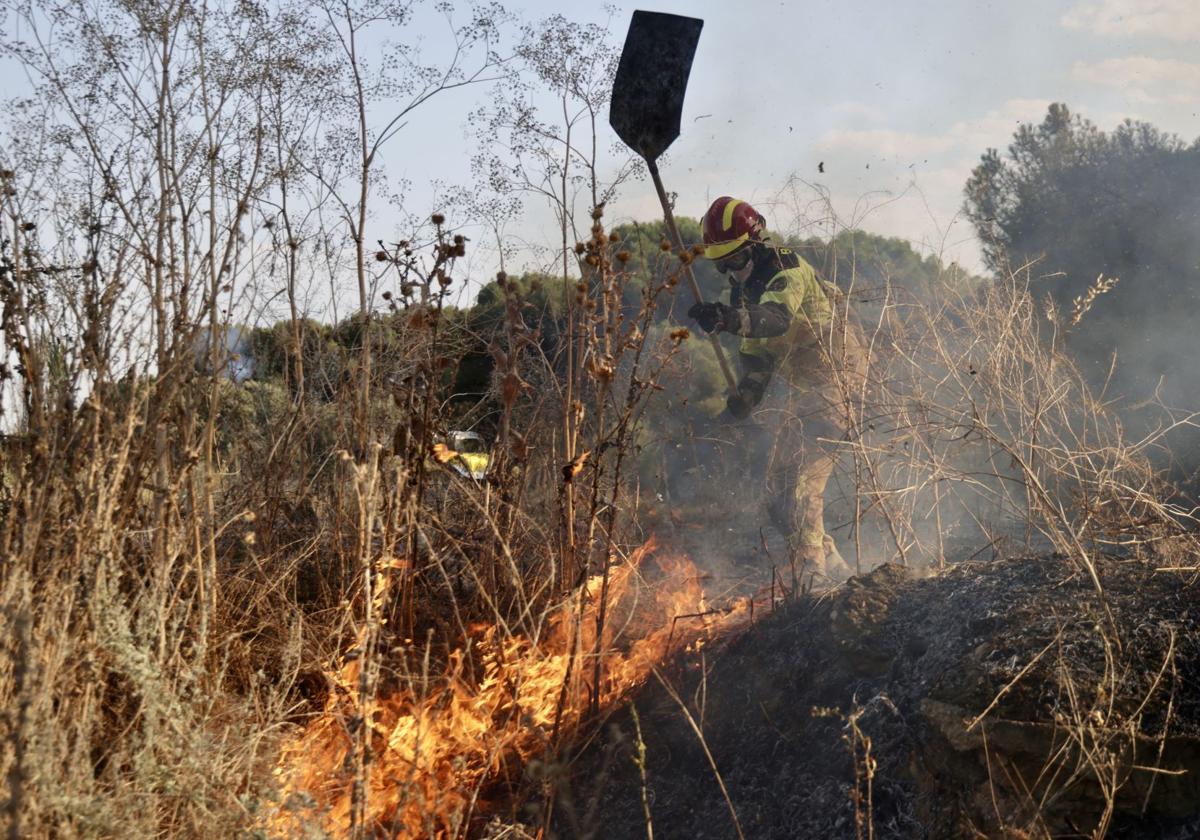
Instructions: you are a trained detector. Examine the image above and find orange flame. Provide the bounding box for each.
[430,442,456,463]
[271,537,751,837]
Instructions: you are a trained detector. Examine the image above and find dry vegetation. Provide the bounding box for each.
[838,267,1199,576]
[1,2,1199,838]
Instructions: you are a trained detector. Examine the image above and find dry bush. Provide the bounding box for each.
[0,1,510,836]
[811,257,1200,580]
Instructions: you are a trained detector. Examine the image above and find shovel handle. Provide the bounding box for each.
[646,158,740,396]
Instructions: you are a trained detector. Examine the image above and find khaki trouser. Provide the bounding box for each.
[762,387,854,581]
[748,287,868,581]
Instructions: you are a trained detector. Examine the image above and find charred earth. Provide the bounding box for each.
[547,555,1200,839]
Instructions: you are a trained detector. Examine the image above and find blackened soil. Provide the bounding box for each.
[548,554,1200,839]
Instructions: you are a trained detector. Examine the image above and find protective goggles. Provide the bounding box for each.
[713,246,752,274]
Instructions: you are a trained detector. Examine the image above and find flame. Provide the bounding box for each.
[271,537,751,837]
[430,442,456,463]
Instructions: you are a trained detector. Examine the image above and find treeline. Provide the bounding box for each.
[236,225,975,433]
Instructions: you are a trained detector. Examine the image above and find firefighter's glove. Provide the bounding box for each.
[688,301,736,334]
[725,390,755,420]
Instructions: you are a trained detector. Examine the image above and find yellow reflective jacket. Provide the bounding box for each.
[730,246,866,406]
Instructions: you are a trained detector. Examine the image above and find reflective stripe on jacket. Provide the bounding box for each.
[731,246,866,405]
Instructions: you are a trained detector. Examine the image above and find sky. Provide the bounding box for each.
[387,0,1200,283]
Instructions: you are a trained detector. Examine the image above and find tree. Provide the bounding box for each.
[787,229,978,302]
[964,103,1200,477]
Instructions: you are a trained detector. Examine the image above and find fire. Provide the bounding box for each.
[430,442,457,463]
[271,537,751,837]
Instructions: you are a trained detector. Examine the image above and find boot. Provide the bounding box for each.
[793,542,822,578]
[823,535,856,582]
[792,542,837,590]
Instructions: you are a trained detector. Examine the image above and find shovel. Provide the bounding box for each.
[610,10,739,395]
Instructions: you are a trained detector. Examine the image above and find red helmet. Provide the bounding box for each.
[702,196,765,259]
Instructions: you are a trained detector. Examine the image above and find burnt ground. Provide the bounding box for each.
[537,554,1200,839]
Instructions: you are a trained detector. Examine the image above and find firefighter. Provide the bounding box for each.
[687,196,867,582]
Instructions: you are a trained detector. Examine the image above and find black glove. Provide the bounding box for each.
[725,391,754,420]
[687,301,734,334]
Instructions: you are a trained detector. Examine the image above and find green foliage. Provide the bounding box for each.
[460,272,573,413]
[650,323,727,417]
[786,229,979,302]
[250,318,333,384]
[473,271,568,325]
[965,102,1200,288]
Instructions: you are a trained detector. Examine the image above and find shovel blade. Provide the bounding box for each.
[609,10,703,162]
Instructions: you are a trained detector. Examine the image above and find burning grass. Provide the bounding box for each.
[272,538,752,836]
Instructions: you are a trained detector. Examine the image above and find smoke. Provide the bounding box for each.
[1052,178,1200,489]
[192,324,257,383]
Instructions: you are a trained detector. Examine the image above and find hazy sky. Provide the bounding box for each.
[389,0,1200,280]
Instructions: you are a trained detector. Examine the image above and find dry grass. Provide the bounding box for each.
[825,260,1200,579]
